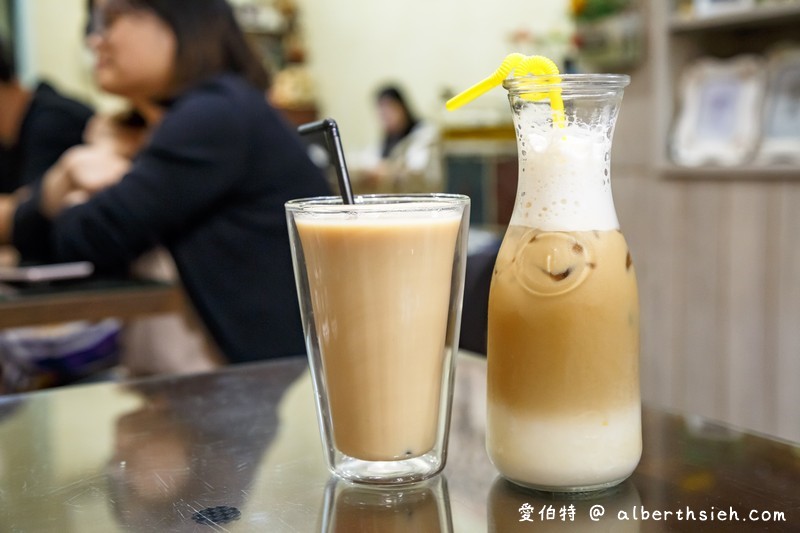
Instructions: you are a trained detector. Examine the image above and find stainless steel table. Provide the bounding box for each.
[1,354,798,532]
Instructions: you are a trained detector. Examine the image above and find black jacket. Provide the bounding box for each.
[0,82,92,193]
[13,73,331,363]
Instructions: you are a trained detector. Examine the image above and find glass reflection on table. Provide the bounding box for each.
[320,475,453,532]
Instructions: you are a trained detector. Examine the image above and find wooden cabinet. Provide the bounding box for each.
[234,0,318,125]
[652,1,800,179]
[612,1,800,444]
[441,128,517,226]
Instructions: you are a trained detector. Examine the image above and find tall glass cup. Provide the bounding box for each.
[486,74,641,492]
[287,194,470,484]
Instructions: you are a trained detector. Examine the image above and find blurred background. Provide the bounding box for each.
[2,0,799,443]
[2,0,574,149]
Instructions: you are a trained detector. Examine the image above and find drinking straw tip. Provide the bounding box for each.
[297,118,355,204]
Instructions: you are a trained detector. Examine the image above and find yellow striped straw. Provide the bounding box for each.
[516,55,565,128]
[446,53,565,128]
[445,53,525,111]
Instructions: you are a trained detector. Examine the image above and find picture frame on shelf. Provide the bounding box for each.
[671,55,766,167]
[755,47,800,164]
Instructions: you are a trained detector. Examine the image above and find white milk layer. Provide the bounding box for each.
[510,108,620,232]
[487,402,642,489]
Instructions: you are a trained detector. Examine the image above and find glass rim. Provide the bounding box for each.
[285,193,470,213]
[503,73,630,93]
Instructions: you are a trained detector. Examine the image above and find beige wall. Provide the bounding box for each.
[19,0,96,103]
[297,0,572,149]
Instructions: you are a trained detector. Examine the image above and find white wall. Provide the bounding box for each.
[297,0,571,149]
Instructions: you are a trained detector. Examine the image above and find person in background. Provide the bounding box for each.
[0,0,331,365]
[84,101,220,377]
[353,84,442,193]
[0,36,93,193]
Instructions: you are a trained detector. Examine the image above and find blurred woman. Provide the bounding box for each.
[354,85,441,193]
[0,0,331,364]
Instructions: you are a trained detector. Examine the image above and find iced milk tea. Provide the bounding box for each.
[486,74,641,492]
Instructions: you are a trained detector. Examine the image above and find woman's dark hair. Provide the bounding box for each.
[98,0,269,94]
[0,37,15,83]
[377,85,419,158]
[377,86,418,125]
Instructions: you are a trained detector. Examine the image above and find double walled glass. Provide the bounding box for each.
[486,75,641,492]
[287,194,470,484]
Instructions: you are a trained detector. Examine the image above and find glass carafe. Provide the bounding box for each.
[486,74,641,492]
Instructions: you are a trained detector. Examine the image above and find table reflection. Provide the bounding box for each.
[103,367,300,530]
[321,475,453,532]
[0,358,310,531]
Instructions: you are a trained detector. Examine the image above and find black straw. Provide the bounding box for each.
[297,118,355,205]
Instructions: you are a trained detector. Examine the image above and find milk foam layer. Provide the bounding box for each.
[510,105,619,232]
[487,402,642,489]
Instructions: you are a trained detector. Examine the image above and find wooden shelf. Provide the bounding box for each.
[243,27,283,38]
[441,125,516,142]
[660,163,800,180]
[659,3,800,184]
[670,3,800,33]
